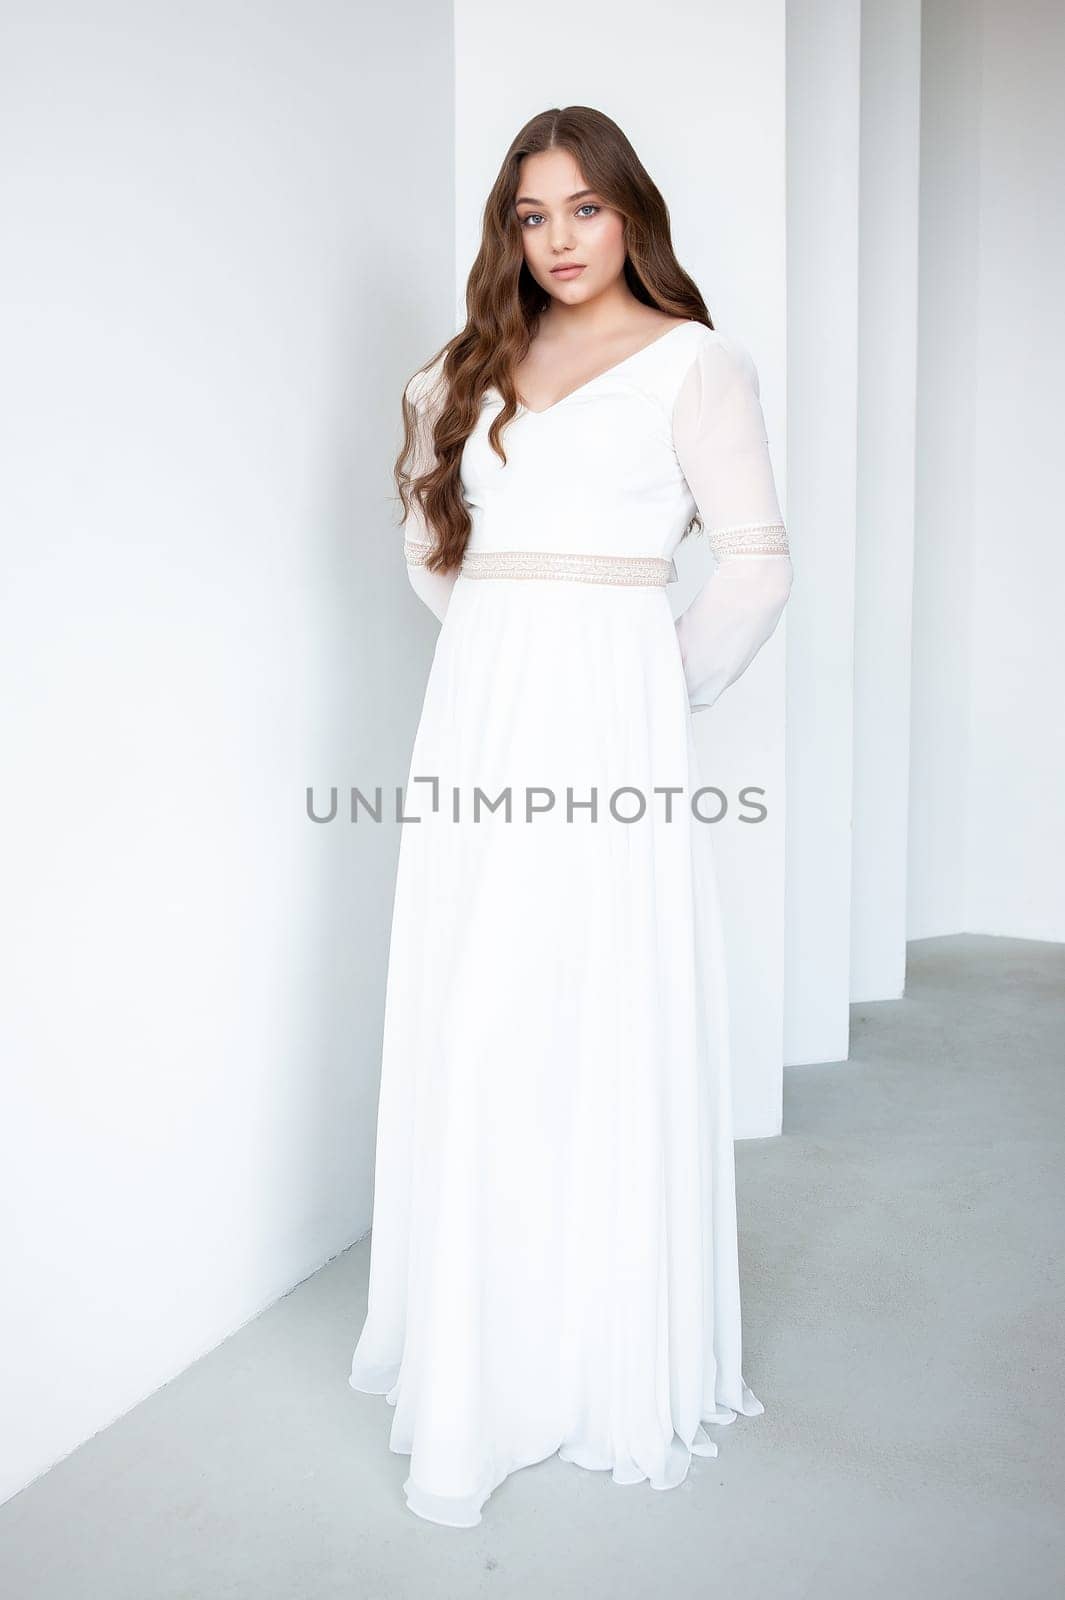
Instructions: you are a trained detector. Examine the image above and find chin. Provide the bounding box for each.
[545,276,593,297]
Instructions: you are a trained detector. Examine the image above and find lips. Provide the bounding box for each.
[551,264,586,276]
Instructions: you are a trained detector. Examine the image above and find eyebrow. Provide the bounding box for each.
[514,188,598,206]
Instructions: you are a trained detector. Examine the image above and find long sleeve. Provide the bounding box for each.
[671,333,793,712]
[401,357,458,624]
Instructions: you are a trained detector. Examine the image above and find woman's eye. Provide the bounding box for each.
[519,203,600,228]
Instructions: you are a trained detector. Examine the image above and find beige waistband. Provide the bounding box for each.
[405,541,677,587]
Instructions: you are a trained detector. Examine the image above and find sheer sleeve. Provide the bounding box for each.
[401,356,458,624]
[671,333,793,712]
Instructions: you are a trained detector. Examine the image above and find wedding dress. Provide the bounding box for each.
[348,318,793,1527]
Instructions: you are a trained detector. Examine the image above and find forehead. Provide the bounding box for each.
[514,148,592,204]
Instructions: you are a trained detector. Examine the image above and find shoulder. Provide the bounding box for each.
[666,327,768,441]
[678,324,761,396]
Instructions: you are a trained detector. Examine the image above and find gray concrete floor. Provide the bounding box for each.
[2,933,1063,1599]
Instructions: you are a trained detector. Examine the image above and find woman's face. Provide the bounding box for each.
[514,149,627,307]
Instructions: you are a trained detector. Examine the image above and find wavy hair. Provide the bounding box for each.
[395,105,715,574]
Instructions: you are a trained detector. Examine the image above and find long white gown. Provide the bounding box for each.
[348,318,793,1528]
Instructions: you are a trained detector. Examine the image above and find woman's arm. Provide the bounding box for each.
[671,333,793,711]
[405,540,458,623]
[401,359,459,624]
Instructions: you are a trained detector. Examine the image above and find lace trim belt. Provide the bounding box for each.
[704,521,790,556]
[404,522,789,585]
[405,542,677,586]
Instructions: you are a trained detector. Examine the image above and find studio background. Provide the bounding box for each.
[2,0,1061,1513]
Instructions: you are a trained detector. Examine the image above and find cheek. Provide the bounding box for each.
[521,229,547,266]
[591,214,627,261]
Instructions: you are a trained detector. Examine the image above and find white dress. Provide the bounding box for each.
[348,318,793,1528]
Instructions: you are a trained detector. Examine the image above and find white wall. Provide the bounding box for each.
[964,0,1065,939]
[0,0,453,1505]
[784,0,862,1066]
[851,0,922,1002]
[909,0,985,939]
[456,0,792,1137]
[910,0,1065,942]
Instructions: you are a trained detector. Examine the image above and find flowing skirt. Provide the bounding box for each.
[348,574,763,1527]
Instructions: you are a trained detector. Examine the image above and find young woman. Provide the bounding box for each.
[348,104,793,1528]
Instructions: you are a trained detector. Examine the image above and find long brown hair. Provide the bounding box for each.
[396,105,715,574]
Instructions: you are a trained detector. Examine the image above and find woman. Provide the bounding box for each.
[348,104,793,1528]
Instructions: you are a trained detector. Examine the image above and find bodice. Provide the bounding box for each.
[457,321,708,570]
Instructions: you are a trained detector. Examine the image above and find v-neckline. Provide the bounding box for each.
[508,319,699,418]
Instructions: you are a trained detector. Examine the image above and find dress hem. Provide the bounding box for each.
[348,1369,764,1529]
